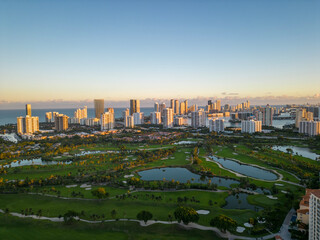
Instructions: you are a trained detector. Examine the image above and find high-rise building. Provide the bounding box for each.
[180,102,186,115]
[122,108,130,127]
[216,100,221,111]
[299,121,320,136]
[184,100,188,113]
[26,104,32,116]
[94,99,104,119]
[174,100,179,115]
[55,114,69,131]
[241,120,262,133]
[125,115,134,128]
[101,111,114,130]
[163,108,173,128]
[191,109,206,128]
[296,108,307,128]
[150,112,161,124]
[130,99,140,115]
[174,117,187,126]
[45,112,53,123]
[133,112,144,125]
[154,102,159,112]
[262,104,273,126]
[74,106,87,119]
[170,99,175,113]
[17,116,39,135]
[309,190,320,240]
[160,102,166,121]
[209,119,224,132]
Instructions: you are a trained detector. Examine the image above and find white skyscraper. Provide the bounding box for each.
[191,110,206,128]
[123,108,130,127]
[209,119,224,132]
[133,112,144,125]
[101,111,115,130]
[262,105,273,126]
[125,115,134,128]
[45,112,53,123]
[309,191,320,240]
[241,120,262,133]
[154,102,159,112]
[299,121,320,136]
[151,112,161,124]
[17,116,39,135]
[163,108,173,128]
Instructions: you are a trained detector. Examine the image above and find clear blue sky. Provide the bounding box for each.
[0,0,319,105]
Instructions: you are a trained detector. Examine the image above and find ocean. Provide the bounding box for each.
[0,108,154,126]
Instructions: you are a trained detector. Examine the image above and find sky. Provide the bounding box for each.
[0,0,319,109]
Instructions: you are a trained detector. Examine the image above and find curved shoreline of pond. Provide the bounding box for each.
[134,165,241,188]
[207,156,282,182]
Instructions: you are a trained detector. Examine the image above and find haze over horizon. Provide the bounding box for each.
[1,0,319,108]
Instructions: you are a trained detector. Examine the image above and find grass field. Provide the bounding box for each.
[0,214,224,240]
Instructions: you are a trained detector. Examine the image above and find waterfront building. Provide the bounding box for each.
[299,121,320,136]
[26,104,32,116]
[163,108,173,128]
[191,109,206,128]
[130,99,140,115]
[74,106,87,119]
[150,112,161,124]
[122,108,130,127]
[101,111,114,130]
[133,112,144,125]
[54,114,69,131]
[45,112,53,122]
[94,99,104,118]
[296,108,307,128]
[17,115,39,135]
[180,101,186,115]
[209,119,224,132]
[174,100,179,115]
[125,115,134,128]
[241,120,262,133]
[154,102,159,112]
[174,117,187,126]
[184,100,188,113]
[262,104,273,126]
[170,99,175,113]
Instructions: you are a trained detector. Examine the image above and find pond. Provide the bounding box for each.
[272,145,320,161]
[210,156,278,181]
[1,158,72,168]
[223,193,262,211]
[138,167,239,188]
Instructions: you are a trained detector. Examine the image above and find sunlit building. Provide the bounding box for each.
[26,104,32,116]
[17,115,39,135]
[130,99,140,115]
[241,120,262,133]
[54,114,69,131]
[151,112,161,124]
[94,99,104,118]
[163,108,173,128]
[209,119,224,132]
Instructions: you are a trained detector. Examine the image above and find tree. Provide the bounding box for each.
[91,188,109,199]
[111,209,117,219]
[210,215,237,232]
[137,210,153,224]
[63,210,78,224]
[174,206,199,225]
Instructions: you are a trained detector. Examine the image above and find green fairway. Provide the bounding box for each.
[0,214,224,240]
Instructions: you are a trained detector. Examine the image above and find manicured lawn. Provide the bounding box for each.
[0,214,224,240]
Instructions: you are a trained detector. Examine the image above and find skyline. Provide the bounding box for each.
[1,0,319,104]
[1,94,320,110]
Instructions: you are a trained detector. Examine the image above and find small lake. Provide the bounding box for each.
[223,193,262,211]
[138,167,239,188]
[1,158,72,168]
[272,146,320,161]
[211,156,278,181]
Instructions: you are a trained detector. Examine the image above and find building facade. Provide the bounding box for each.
[130,99,140,115]
[94,99,104,119]
[241,120,262,133]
